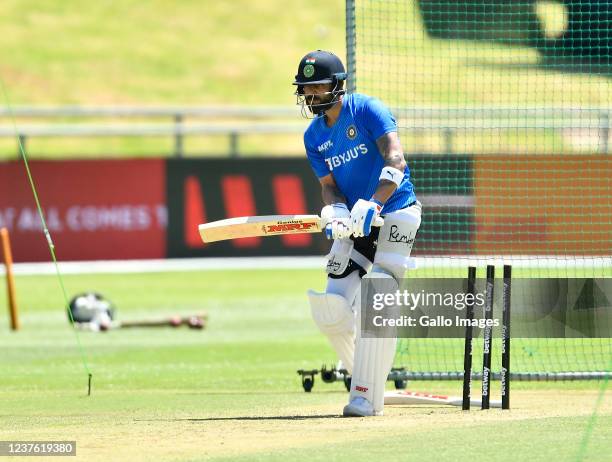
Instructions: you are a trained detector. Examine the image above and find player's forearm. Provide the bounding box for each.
[377,131,406,171]
[373,132,406,205]
[382,148,407,172]
[372,180,399,204]
[321,183,347,206]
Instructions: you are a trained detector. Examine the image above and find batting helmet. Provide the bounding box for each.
[68,292,115,326]
[293,50,347,116]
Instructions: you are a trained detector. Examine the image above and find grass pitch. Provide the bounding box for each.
[1,268,610,461]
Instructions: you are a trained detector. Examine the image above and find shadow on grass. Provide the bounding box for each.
[175,391,347,396]
[135,414,343,422]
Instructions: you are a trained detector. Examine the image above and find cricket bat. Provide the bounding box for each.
[74,314,207,332]
[199,215,383,243]
[116,314,207,330]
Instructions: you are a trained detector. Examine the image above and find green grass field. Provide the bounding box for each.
[0,0,344,158]
[0,1,345,106]
[1,268,610,461]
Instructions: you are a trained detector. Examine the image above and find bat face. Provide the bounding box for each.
[262,220,318,234]
[199,215,322,243]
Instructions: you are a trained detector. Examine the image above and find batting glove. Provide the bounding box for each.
[349,199,383,238]
[320,203,351,240]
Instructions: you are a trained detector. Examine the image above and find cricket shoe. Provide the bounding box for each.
[342,397,381,417]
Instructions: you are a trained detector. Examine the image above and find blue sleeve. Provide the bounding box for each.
[361,97,397,140]
[304,135,329,178]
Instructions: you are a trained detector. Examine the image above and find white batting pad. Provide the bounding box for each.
[308,291,355,373]
[325,270,362,307]
[349,271,399,414]
[375,204,422,279]
[349,336,397,414]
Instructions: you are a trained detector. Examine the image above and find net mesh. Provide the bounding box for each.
[348,0,612,379]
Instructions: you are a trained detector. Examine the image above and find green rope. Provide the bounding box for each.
[575,356,611,461]
[0,78,93,395]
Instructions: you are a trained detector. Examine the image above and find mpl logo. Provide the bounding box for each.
[317,140,333,152]
[264,222,317,233]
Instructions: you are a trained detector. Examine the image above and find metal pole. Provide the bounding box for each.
[174,114,184,157]
[443,129,454,154]
[599,111,610,154]
[345,0,357,94]
[229,132,239,157]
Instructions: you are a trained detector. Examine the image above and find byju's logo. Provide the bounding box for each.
[324,144,368,171]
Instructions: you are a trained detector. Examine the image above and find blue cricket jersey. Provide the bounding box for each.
[303,93,417,213]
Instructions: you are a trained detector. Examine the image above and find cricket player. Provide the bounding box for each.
[293,50,421,417]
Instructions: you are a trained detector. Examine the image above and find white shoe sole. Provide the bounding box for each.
[342,403,381,417]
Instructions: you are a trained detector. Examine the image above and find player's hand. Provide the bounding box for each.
[320,203,351,240]
[349,199,382,238]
